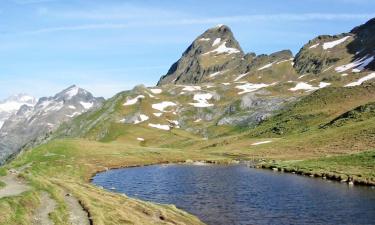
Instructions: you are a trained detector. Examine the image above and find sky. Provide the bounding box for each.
[1,0,375,99]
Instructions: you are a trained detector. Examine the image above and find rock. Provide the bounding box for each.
[157,25,245,85]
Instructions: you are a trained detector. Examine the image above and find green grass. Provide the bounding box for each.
[267,150,375,184]
[0,181,5,189]
[0,139,210,225]
[0,168,7,176]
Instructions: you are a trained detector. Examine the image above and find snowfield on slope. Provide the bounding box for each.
[123,95,145,106]
[257,62,274,71]
[149,88,162,94]
[335,55,374,73]
[80,101,93,109]
[289,82,330,91]
[322,36,351,50]
[189,93,214,107]
[251,140,272,145]
[204,42,241,55]
[345,72,375,87]
[236,83,269,94]
[152,101,177,112]
[148,123,170,130]
[182,86,201,92]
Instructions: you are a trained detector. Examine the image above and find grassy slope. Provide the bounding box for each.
[266,150,375,184]
[1,83,375,224]
[0,139,213,225]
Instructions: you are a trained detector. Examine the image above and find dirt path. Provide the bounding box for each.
[1,167,90,225]
[32,192,56,225]
[0,173,30,198]
[64,191,91,225]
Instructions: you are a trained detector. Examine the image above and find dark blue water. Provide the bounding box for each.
[92,164,375,225]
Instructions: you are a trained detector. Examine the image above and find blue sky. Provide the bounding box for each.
[1,0,375,99]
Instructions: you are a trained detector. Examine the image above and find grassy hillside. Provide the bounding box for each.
[1,82,375,224]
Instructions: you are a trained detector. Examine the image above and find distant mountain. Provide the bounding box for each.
[0,85,104,164]
[0,94,37,129]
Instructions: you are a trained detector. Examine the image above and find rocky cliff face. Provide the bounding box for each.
[0,85,104,164]
[157,25,246,85]
[294,18,375,76]
[157,25,297,86]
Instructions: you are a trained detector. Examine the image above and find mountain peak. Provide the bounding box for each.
[56,85,90,100]
[157,25,244,86]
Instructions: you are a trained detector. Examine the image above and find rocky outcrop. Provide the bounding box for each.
[348,18,375,70]
[294,18,375,75]
[217,90,295,126]
[157,25,246,85]
[293,34,350,75]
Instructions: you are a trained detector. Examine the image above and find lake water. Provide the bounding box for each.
[92,164,375,225]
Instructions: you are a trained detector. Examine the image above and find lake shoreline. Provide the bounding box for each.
[90,158,375,188]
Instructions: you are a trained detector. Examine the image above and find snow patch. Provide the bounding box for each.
[80,101,93,109]
[251,140,272,146]
[152,101,177,112]
[137,137,144,141]
[319,82,331,88]
[208,71,223,78]
[148,123,170,131]
[335,55,374,73]
[153,112,162,117]
[134,114,149,124]
[257,62,274,71]
[189,93,214,108]
[167,119,180,128]
[234,73,249,81]
[182,86,201,91]
[289,82,315,91]
[68,105,76,109]
[345,72,375,87]
[289,82,330,91]
[199,38,210,41]
[65,86,80,99]
[149,88,162,94]
[204,42,241,55]
[0,121,4,129]
[322,36,351,50]
[123,95,145,106]
[235,83,269,94]
[212,38,221,46]
[66,112,80,118]
[309,43,320,49]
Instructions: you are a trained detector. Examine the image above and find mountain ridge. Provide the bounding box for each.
[0,85,104,164]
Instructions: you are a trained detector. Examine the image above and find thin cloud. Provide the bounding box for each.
[10,0,57,4]
[13,13,375,35]
[21,23,130,35]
